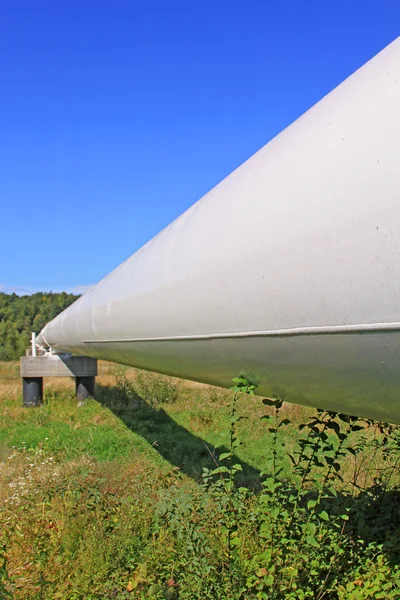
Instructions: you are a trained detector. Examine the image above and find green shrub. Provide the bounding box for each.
[132,378,400,599]
[135,371,179,406]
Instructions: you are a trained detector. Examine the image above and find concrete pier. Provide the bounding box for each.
[75,376,96,407]
[20,355,98,407]
[22,377,44,407]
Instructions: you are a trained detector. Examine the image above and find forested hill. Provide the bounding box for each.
[0,292,79,360]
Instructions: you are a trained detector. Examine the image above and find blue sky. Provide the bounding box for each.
[1,1,399,295]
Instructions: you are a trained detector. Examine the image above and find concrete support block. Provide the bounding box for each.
[20,354,97,407]
[23,377,43,407]
[21,355,98,378]
[76,376,96,406]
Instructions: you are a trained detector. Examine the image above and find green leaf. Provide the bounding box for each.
[219,452,232,461]
[306,535,319,547]
[232,463,243,472]
[318,511,329,521]
[210,466,229,474]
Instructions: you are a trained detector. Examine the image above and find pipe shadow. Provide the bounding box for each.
[95,382,400,566]
[96,382,261,488]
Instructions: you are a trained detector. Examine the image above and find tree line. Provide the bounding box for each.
[0,292,78,360]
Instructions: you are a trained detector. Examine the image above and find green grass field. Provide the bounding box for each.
[1,361,400,599]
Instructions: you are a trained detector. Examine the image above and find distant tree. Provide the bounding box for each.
[0,292,79,360]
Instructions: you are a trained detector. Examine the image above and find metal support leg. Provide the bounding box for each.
[76,376,96,406]
[23,377,43,407]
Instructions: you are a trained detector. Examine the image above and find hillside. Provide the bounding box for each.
[0,292,79,360]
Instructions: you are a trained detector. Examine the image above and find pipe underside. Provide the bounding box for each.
[38,37,400,423]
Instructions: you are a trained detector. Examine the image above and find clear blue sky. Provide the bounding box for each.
[1,1,399,294]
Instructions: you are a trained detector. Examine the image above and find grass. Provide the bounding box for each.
[0,361,313,484]
[1,361,400,599]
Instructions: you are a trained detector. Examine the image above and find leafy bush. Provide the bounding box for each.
[134,371,179,406]
[132,378,400,599]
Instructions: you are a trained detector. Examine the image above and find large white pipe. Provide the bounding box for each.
[38,38,400,423]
